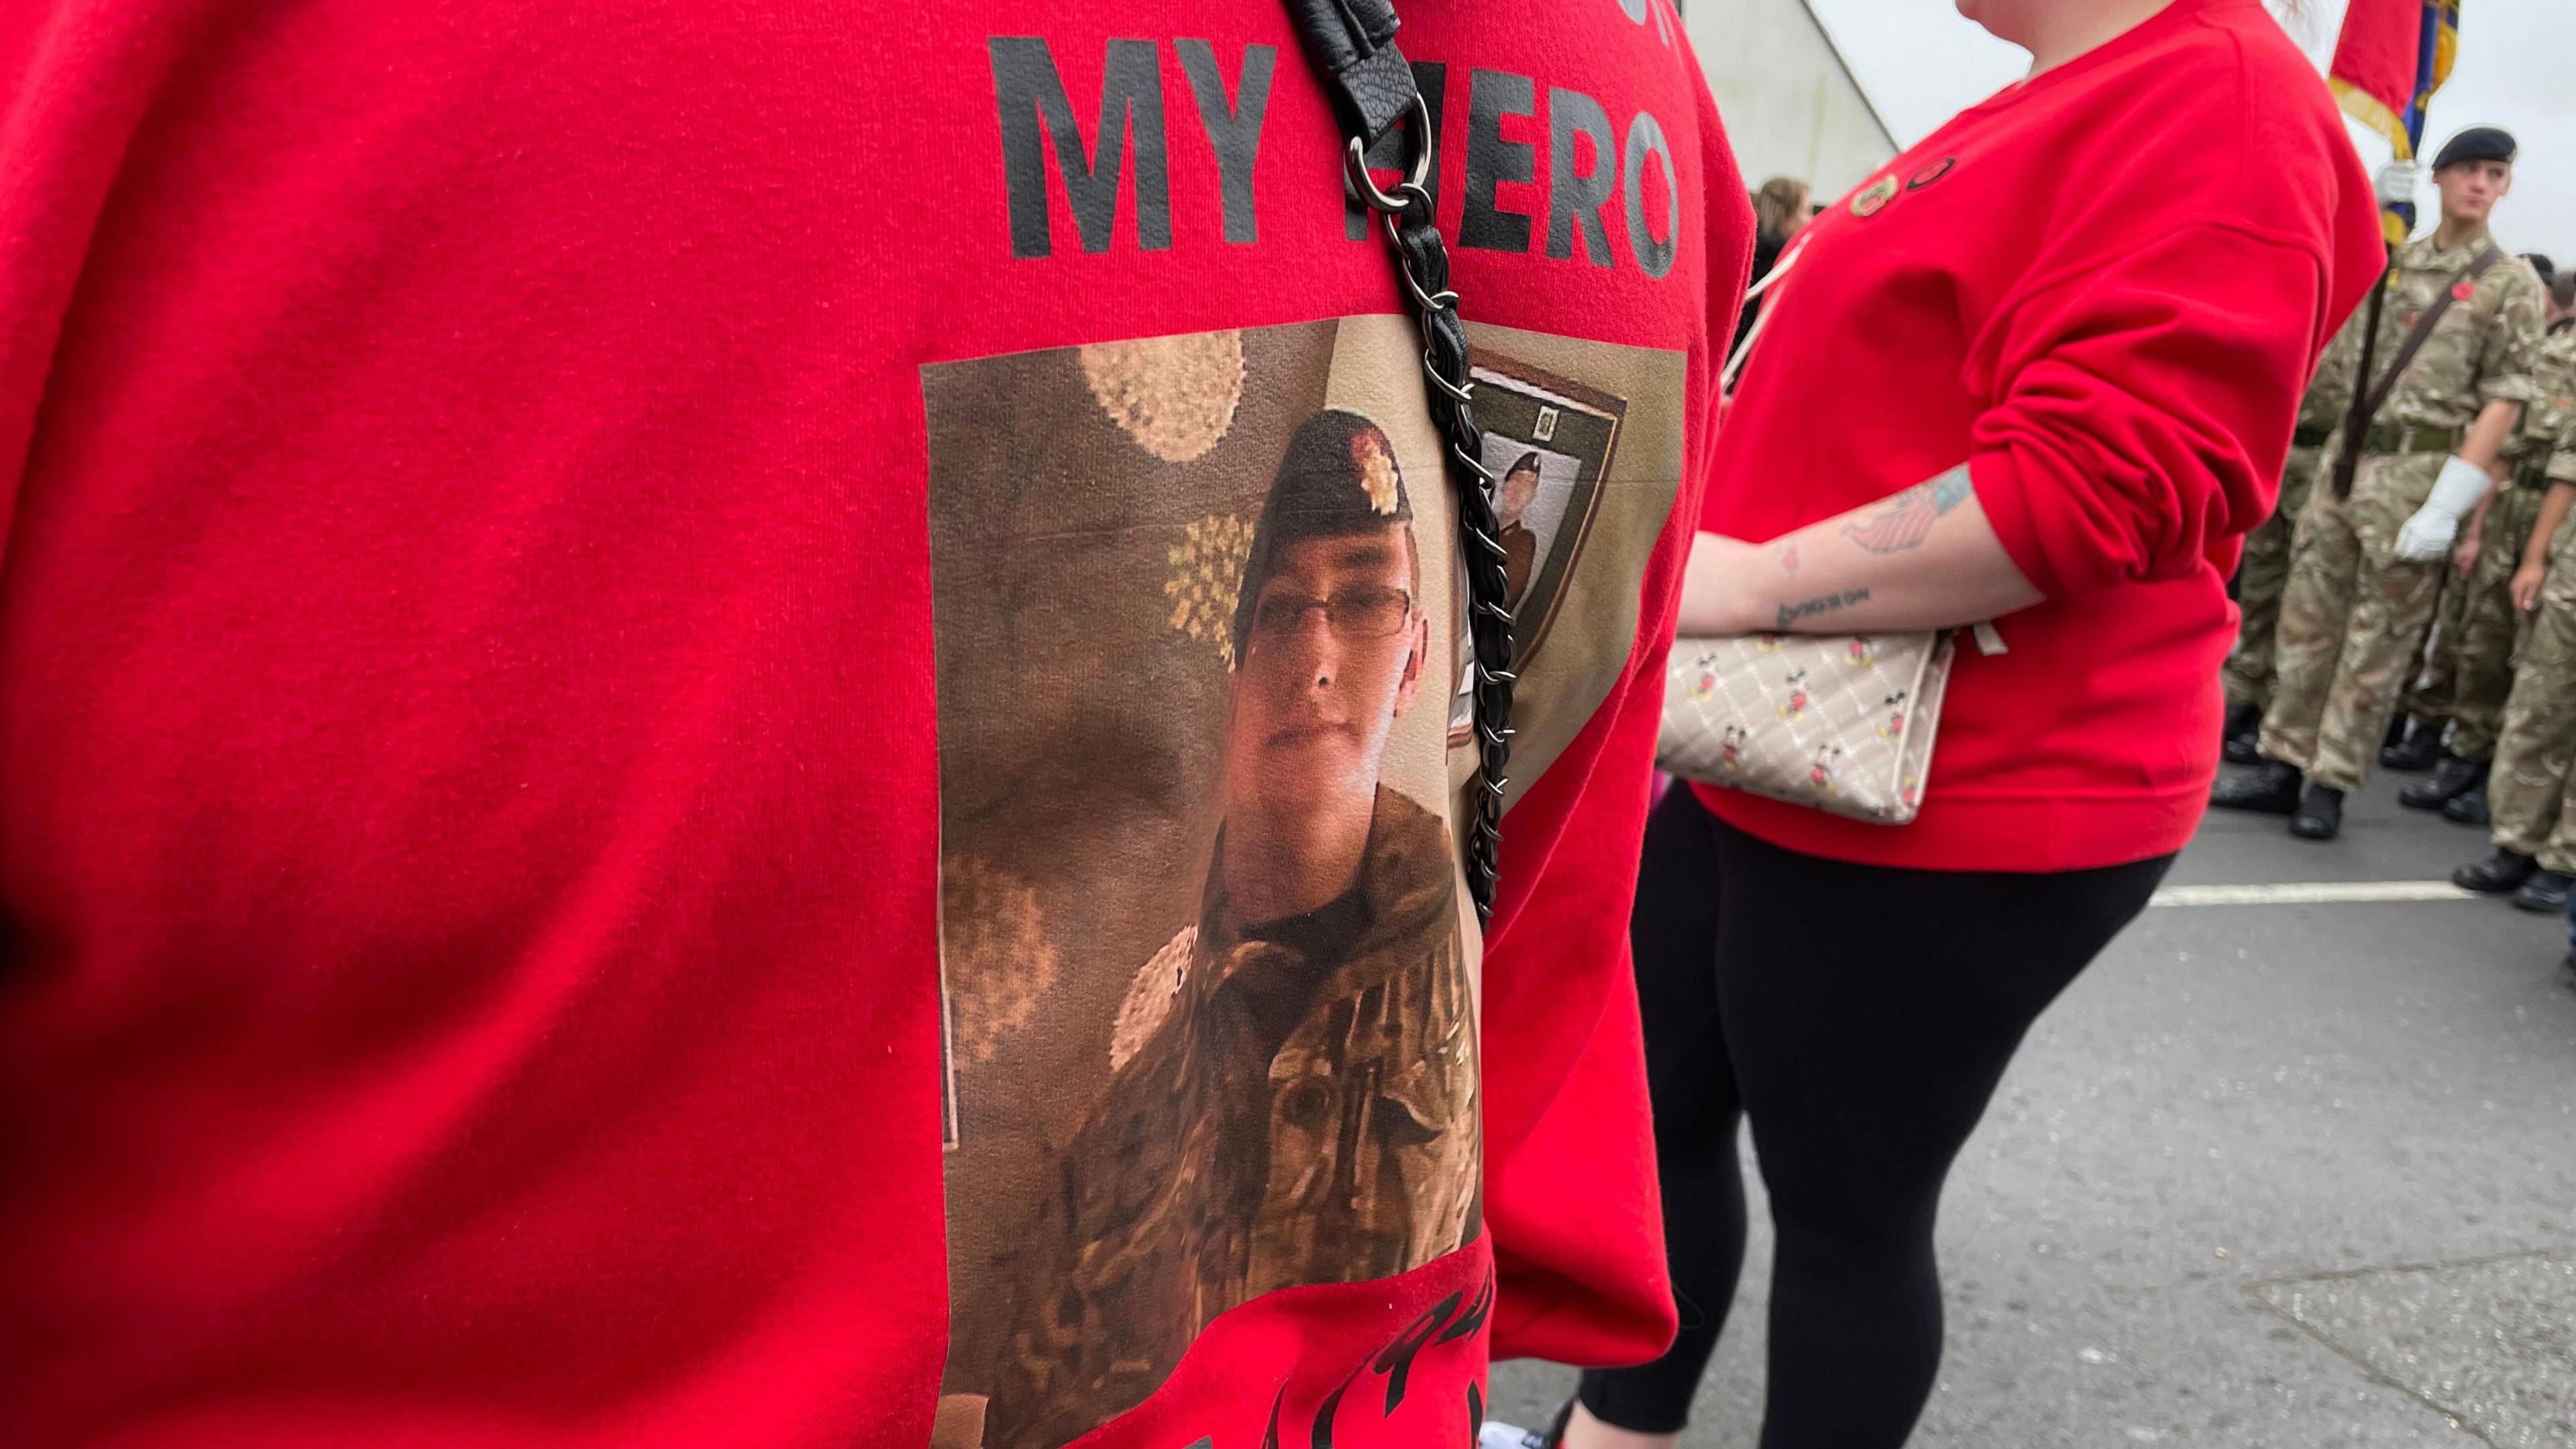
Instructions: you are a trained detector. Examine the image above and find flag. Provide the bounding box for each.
[2330,1,2461,240]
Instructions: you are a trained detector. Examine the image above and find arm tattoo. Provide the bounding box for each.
[1842,466,1976,555]
[1776,587,1870,630]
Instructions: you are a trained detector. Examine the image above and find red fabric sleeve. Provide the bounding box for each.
[0,4,153,565]
[1970,221,2331,600]
[1479,440,1708,1368]
[1479,640,1678,1366]
[1476,76,1750,1366]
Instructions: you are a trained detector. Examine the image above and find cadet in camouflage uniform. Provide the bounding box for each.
[2389,256,2563,780]
[2214,127,2546,840]
[2397,323,2576,821]
[2222,352,2357,754]
[2384,286,2569,787]
[983,411,1473,1449]
[2402,270,2576,780]
[2453,332,2576,908]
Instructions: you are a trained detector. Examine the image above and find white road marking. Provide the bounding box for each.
[2150,881,2480,908]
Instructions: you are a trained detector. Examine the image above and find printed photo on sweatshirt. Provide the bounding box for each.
[920,315,1681,1449]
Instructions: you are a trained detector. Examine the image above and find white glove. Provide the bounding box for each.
[2375,159,2423,207]
[2393,455,2495,562]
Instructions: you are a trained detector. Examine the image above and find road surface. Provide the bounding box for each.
[1489,771,2576,1446]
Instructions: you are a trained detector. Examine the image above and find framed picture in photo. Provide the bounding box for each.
[1448,351,1629,743]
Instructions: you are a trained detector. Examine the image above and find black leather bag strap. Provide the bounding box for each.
[1283,0,1512,923]
[1283,0,1414,144]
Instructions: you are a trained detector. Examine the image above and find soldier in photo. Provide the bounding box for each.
[2213,127,2548,841]
[979,410,1472,1448]
[1499,450,1545,606]
[2453,323,2576,908]
[2223,352,2358,761]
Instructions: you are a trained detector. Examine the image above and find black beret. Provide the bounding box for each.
[2432,126,2516,171]
[1230,409,1412,661]
[2522,253,2556,286]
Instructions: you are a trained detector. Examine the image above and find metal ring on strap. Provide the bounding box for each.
[1421,356,1475,404]
[1343,93,1435,214]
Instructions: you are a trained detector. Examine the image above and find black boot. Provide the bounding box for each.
[2289,784,2344,840]
[2399,755,2483,810]
[2381,720,2444,772]
[2453,849,2537,893]
[2210,760,2303,814]
[2512,871,2574,914]
[2222,700,2261,753]
[2442,780,2491,826]
[2222,722,2266,766]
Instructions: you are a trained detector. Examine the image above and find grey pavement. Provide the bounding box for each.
[1490,771,2576,1446]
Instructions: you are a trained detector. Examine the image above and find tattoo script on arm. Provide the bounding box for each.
[1776,588,1870,630]
[1842,466,1975,555]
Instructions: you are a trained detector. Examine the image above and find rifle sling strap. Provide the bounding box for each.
[2355,243,2506,444]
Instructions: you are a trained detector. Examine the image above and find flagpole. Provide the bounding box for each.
[2329,1,2446,500]
[2332,256,2395,500]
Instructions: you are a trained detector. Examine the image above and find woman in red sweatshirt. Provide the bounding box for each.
[1551,2,2385,1446]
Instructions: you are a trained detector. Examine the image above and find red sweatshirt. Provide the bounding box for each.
[1699,0,2383,873]
[0,4,1749,1447]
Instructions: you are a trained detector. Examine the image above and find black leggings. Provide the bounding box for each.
[1579,788,2171,1446]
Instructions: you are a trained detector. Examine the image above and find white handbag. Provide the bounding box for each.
[1658,631,1957,824]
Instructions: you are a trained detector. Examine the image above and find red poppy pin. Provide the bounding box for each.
[2453,279,2477,302]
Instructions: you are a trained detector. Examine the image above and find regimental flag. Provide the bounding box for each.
[2330,0,2463,241]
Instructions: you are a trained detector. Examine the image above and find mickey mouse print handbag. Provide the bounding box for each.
[1657,631,1959,824]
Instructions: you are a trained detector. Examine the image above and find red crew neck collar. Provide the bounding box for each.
[1962,0,2241,119]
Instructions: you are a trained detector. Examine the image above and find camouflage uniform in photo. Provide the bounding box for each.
[2224,354,2355,710]
[2480,335,2576,870]
[2257,232,2547,792]
[982,788,1472,1446]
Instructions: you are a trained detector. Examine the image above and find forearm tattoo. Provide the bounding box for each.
[1843,466,1975,554]
[1776,587,1870,630]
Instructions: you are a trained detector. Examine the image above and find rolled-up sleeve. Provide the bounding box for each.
[1968,222,2330,600]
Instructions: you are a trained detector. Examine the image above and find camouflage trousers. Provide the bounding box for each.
[2259,451,2449,792]
[2223,443,2324,710]
[2402,483,2544,761]
[2488,516,2576,874]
